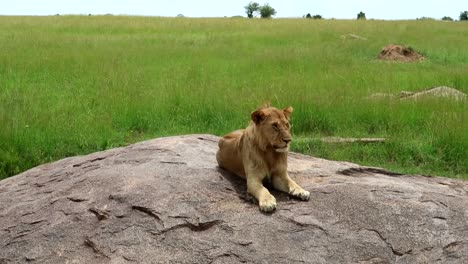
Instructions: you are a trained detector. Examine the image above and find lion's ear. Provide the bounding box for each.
[251,109,267,125]
[283,106,293,120]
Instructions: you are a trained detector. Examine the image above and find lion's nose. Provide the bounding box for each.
[283,138,291,144]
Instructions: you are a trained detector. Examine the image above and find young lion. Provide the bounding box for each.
[216,105,310,212]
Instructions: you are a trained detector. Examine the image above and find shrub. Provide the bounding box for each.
[357,11,366,20]
[259,4,276,18]
[244,1,260,19]
[460,11,468,21]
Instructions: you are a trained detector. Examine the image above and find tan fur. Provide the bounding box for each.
[216,105,310,212]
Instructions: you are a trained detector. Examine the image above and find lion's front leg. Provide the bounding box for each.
[272,172,310,201]
[246,174,276,212]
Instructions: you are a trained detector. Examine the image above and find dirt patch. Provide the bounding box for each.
[378,44,425,62]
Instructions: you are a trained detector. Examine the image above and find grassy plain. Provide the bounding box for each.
[0,16,467,179]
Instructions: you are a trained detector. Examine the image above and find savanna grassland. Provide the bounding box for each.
[0,16,467,180]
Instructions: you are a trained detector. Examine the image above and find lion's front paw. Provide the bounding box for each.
[259,195,277,212]
[291,188,310,201]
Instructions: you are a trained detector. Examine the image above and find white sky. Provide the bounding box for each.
[1,0,466,20]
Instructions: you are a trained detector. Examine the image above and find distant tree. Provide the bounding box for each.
[245,1,260,18]
[305,13,312,19]
[441,16,453,21]
[177,14,185,18]
[460,11,468,21]
[357,11,366,20]
[259,4,276,18]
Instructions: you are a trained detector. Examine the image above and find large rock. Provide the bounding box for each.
[400,86,467,101]
[0,135,467,264]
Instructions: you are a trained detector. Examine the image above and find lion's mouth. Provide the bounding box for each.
[273,145,289,152]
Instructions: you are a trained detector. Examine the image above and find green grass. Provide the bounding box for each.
[0,16,467,179]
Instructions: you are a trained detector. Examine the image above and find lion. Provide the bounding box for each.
[216,104,310,212]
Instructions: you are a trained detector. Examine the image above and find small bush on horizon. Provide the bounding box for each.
[305,14,322,19]
[357,11,366,20]
[417,17,436,21]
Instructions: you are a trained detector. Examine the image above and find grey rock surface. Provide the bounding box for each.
[0,134,467,264]
[400,86,467,101]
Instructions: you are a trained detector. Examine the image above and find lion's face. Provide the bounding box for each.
[251,106,293,153]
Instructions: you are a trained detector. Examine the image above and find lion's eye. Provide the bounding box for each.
[272,123,279,130]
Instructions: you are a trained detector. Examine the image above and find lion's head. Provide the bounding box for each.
[251,105,293,153]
